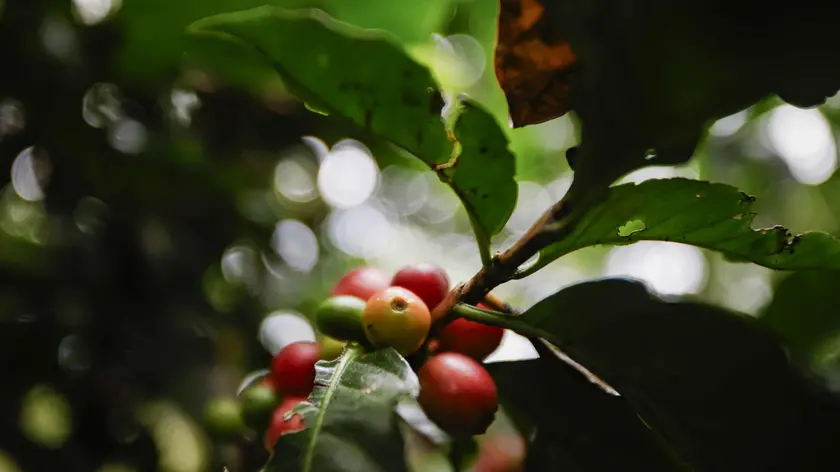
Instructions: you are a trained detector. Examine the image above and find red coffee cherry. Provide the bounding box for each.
[264,396,306,452]
[418,352,498,437]
[330,267,391,301]
[438,304,504,360]
[390,263,450,317]
[270,341,320,397]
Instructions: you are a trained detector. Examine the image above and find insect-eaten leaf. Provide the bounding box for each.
[188,6,517,241]
[514,278,840,471]
[495,0,576,127]
[488,352,690,471]
[267,345,418,472]
[523,178,840,276]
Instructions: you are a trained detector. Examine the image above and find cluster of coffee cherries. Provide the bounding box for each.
[236,263,506,453]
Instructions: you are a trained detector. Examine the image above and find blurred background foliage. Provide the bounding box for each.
[2,0,840,471]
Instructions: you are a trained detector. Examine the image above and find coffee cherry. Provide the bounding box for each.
[270,341,320,397]
[438,306,504,360]
[330,267,390,301]
[471,433,526,472]
[203,397,245,440]
[362,287,431,355]
[264,396,306,452]
[390,263,450,317]
[318,335,346,361]
[418,352,498,437]
[315,295,367,343]
[240,381,280,431]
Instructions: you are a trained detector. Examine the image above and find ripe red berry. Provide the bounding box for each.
[362,287,431,355]
[330,267,390,301]
[264,396,306,452]
[438,305,504,360]
[390,263,450,316]
[270,341,320,397]
[471,433,526,472]
[418,352,498,437]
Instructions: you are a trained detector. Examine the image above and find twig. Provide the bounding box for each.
[432,187,594,325]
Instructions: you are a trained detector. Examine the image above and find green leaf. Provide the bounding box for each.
[523,178,840,276]
[759,270,840,366]
[187,6,517,243]
[488,353,690,471]
[497,279,840,472]
[267,345,418,472]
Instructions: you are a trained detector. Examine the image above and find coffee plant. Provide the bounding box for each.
[3,0,840,471]
[183,3,840,471]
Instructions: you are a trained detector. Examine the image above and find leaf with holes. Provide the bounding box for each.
[187,7,517,244]
[266,345,418,472]
[521,178,840,276]
[469,279,840,471]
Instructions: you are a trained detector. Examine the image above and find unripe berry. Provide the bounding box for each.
[264,396,306,452]
[418,352,498,437]
[315,295,367,343]
[318,335,346,361]
[362,287,431,355]
[240,380,280,431]
[438,305,504,360]
[270,341,320,397]
[330,267,390,301]
[203,397,245,440]
[390,263,450,317]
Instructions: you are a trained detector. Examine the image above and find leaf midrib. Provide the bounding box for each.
[302,345,362,472]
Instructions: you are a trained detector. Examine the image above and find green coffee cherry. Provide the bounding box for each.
[204,397,245,440]
[240,380,280,431]
[315,295,367,343]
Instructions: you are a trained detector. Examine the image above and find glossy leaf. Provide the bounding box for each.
[523,178,840,276]
[267,345,418,472]
[488,353,689,471]
[500,278,840,471]
[188,6,517,241]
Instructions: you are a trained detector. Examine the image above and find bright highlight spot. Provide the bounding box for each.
[317,140,379,208]
[767,105,837,185]
[275,158,318,203]
[604,242,707,296]
[259,311,316,355]
[11,147,50,202]
[271,219,319,272]
[326,204,393,259]
[72,0,121,25]
[484,330,539,363]
[709,109,749,137]
[108,119,147,154]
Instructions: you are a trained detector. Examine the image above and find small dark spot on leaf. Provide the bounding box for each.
[365,109,373,130]
[479,145,489,155]
[429,90,444,114]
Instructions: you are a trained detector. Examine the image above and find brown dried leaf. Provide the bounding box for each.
[494,0,577,127]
